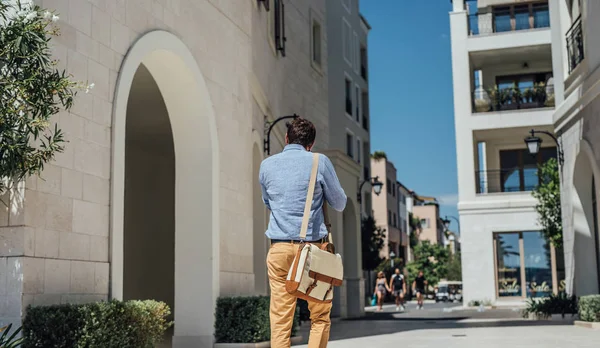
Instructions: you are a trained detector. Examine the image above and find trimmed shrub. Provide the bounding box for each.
[23,300,171,348]
[522,293,578,319]
[214,296,299,343]
[579,295,600,322]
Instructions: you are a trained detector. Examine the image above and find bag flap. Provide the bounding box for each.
[307,245,343,280]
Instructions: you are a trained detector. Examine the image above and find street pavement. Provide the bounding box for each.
[294,301,600,347]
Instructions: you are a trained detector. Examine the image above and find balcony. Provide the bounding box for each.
[468,2,550,36]
[473,83,554,113]
[476,168,540,194]
[566,16,584,73]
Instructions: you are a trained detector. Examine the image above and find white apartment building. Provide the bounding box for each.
[0,0,367,345]
[549,0,600,297]
[450,0,564,305]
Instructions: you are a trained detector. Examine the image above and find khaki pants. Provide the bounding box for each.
[267,242,332,348]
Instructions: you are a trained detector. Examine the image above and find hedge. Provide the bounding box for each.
[23,300,171,348]
[214,296,299,343]
[579,295,600,322]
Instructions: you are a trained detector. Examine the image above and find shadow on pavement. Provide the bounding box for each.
[295,310,575,344]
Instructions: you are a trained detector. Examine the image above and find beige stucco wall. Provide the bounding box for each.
[0,0,365,343]
[413,205,441,245]
[371,158,401,257]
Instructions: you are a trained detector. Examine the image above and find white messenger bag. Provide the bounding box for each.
[285,153,344,303]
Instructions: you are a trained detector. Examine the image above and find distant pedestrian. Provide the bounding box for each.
[374,271,391,311]
[389,268,406,312]
[412,270,427,310]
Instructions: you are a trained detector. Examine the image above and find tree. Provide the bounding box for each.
[408,212,421,249]
[361,216,386,271]
[0,1,85,195]
[532,158,563,248]
[406,241,450,288]
[446,251,462,281]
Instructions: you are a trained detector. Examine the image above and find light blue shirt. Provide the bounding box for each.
[259,144,347,241]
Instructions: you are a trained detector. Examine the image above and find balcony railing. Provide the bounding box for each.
[468,5,550,36]
[566,16,584,73]
[473,83,554,113]
[476,169,540,194]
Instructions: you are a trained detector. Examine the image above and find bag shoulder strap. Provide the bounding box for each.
[299,153,320,240]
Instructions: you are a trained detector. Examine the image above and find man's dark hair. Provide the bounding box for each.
[287,117,316,148]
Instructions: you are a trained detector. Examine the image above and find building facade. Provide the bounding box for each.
[412,199,444,246]
[0,0,368,345]
[371,157,402,259]
[549,0,600,297]
[325,0,371,319]
[397,182,411,262]
[450,0,564,305]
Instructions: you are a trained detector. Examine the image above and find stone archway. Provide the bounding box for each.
[571,139,600,295]
[111,31,219,347]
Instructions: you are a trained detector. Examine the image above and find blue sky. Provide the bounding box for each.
[360,1,460,232]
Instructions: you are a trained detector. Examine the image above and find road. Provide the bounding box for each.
[295,301,600,347]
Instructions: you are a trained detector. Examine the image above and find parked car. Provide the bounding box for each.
[435,281,463,303]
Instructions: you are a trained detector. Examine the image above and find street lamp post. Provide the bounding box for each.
[390,251,396,268]
[442,215,460,235]
[524,129,564,166]
[357,176,384,204]
[264,114,299,155]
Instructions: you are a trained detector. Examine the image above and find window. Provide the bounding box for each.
[494,232,558,298]
[356,138,361,164]
[362,91,369,130]
[392,183,395,197]
[514,5,530,31]
[346,133,354,158]
[494,6,512,33]
[344,78,353,115]
[311,16,322,68]
[388,210,392,225]
[387,179,391,194]
[499,147,557,192]
[353,31,359,73]
[420,218,430,229]
[342,19,352,65]
[393,213,397,228]
[272,0,286,56]
[355,85,360,122]
[360,46,367,80]
[533,3,550,28]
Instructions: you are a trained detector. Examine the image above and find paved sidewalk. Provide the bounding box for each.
[296,325,600,347]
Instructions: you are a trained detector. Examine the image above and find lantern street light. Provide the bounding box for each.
[357,176,384,204]
[442,215,460,235]
[524,129,564,166]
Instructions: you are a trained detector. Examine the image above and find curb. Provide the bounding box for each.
[215,336,303,348]
[574,321,600,330]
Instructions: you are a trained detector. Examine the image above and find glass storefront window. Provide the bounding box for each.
[523,232,553,298]
[494,231,564,299]
[495,233,522,297]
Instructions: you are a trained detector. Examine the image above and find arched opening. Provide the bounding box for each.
[572,147,600,295]
[252,142,268,294]
[123,64,175,314]
[111,31,219,346]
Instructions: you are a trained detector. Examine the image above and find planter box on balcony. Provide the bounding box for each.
[214,336,303,348]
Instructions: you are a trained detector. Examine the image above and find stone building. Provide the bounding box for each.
[0,0,371,346]
[549,0,600,296]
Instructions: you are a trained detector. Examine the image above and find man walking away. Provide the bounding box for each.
[260,117,347,348]
[390,268,406,312]
[412,270,427,310]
